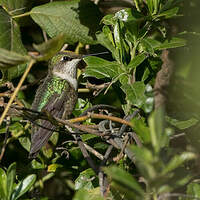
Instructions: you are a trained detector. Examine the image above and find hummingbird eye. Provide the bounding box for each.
[61,56,73,62]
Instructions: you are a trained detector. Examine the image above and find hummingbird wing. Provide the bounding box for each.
[29,84,78,159]
[29,90,67,159]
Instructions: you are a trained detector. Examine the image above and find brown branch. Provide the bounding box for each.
[54,117,104,136]
[69,112,132,127]
[83,143,104,160]
[113,135,130,162]
[75,136,99,174]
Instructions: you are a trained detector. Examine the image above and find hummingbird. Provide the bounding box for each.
[29,51,82,159]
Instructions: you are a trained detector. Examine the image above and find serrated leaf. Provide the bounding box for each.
[7,162,16,200]
[0,8,26,52]
[121,81,146,108]
[128,53,147,70]
[30,1,101,45]
[83,56,120,79]
[104,166,144,198]
[75,168,96,190]
[33,34,65,61]
[11,174,36,200]
[155,37,186,50]
[0,8,28,82]
[0,168,7,199]
[0,0,29,15]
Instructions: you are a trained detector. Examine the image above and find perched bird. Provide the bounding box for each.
[29,51,82,158]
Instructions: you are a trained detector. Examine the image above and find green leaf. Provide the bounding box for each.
[9,122,24,137]
[140,38,155,56]
[33,34,65,61]
[7,163,16,200]
[11,174,36,200]
[104,166,144,198]
[73,188,103,200]
[166,116,198,130]
[31,159,46,169]
[0,8,26,52]
[0,8,28,82]
[30,1,101,44]
[162,152,196,175]
[155,37,186,50]
[121,81,146,108]
[0,168,7,200]
[81,134,98,142]
[148,107,166,153]
[186,183,200,199]
[47,164,62,172]
[0,0,29,15]
[96,29,119,61]
[75,168,96,190]
[83,56,120,79]
[18,136,31,152]
[130,145,156,179]
[131,117,151,143]
[157,7,179,19]
[128,53,147,70]
[0,48,30,68]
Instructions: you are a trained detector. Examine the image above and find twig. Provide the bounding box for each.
[83,143,104,160]
[0,117,10,162]
[99,145,113,197]
[0,59,35,126]
[69,112,132,127]
[76,136,99,174]
[130,132,142,147]
[118,111,139,136]
[113,135,130,162]
[55,117,104,136]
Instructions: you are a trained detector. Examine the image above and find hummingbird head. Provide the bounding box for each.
[49,52,82,90]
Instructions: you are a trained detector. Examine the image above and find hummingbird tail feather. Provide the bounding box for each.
[29,120,55,159]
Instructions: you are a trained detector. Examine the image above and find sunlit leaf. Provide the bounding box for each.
[11,174,36,200]
[75,168,96,190]
[0,168,7,199]
[7,163,16,200]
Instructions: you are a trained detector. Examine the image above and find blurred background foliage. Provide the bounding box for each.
[0,0,200,199]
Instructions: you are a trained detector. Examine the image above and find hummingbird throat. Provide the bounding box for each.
[53,71,78,91]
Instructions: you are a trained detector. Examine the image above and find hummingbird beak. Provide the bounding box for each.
[82,51,109,58]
